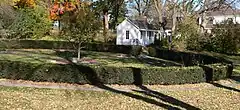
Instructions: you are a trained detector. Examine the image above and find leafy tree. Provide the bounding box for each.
[49,0,83,21]
[210,20,240,54]
[13,0,36,8]
[9,5,51,39]
[174,16,201,51]
[61,3,102,60]
[109,1,127,29]
[93,0,125,42]
[0,0,17,38]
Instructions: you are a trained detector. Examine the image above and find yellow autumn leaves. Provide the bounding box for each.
[13,0,36,8]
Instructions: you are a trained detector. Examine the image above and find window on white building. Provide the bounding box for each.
[126,30,129,39]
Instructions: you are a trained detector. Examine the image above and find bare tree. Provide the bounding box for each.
[129,0,151,16]
[152,0,163,24]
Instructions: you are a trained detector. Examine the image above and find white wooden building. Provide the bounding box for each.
[116,18,162,46]
[199,8,240,33]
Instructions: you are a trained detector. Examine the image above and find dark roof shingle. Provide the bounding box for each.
[127,18,157,30]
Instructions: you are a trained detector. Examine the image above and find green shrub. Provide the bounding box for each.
[209,20,240,54]
[0,60,232,85]
[147,47,157,57]
[9,6,51,39]
[177,16,202,51]
[130,46,142,56]
[186,35,204,51]
[180,20,240,54]
[201,64,233,82]
[211,64,228,80]
[158,38,169,49]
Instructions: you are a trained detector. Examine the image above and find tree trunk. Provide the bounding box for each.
[153,0,165,37]
[171,5,177,36]
[77,43,81,61]
[201,0,209,34]
[103,9,109,42]
[169,4,177,50]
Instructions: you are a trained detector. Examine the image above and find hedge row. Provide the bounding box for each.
[0,60,134,84]
[0,40,75,49]
[0,40,132,54]
[201,64,233,82]
[0,60,232,85]
[147,47,232,66]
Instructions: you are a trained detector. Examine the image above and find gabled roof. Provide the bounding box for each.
[126,18,158,30]
[204,2,240,16]
[207,8,240,16]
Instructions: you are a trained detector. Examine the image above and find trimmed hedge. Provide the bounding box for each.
[137,66,206,85]
[0,40,132,54]
[0,60,232,85]
[0,40,75,49]
[0,60,134,84]
[201,64,233,82]
[147,47,232,66]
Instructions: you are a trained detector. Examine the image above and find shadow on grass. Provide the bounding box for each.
[230,76,240,83]
[133,86,200,110]
[50,49,201,109]
[137,55,182,67]
[55,50,182,67]
[64,58,200,109]
[210,82,240,92]
[96,84,181,110]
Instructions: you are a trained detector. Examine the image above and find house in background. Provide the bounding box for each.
[199,8,240,33]
[116,18,164,46]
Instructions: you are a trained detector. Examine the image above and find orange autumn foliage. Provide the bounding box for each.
[49,0,91,20]
[49,0,78,20]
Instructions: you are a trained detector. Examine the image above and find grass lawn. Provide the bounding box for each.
[0,49,143,66]
[0,83,239,110]
[0,49,179,68]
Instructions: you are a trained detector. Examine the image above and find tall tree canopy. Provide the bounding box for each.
[93,0,125,42]
[61,1,101,60]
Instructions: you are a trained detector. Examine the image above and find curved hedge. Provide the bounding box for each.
[0,40,232,62]
[147,47,233,66]
[0,60,232,85]
[0,40,232,65]
[0,40,233,84]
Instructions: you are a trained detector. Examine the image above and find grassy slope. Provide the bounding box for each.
[0,49,180,68]
[0,86,239,110]
[0,49,144,66]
